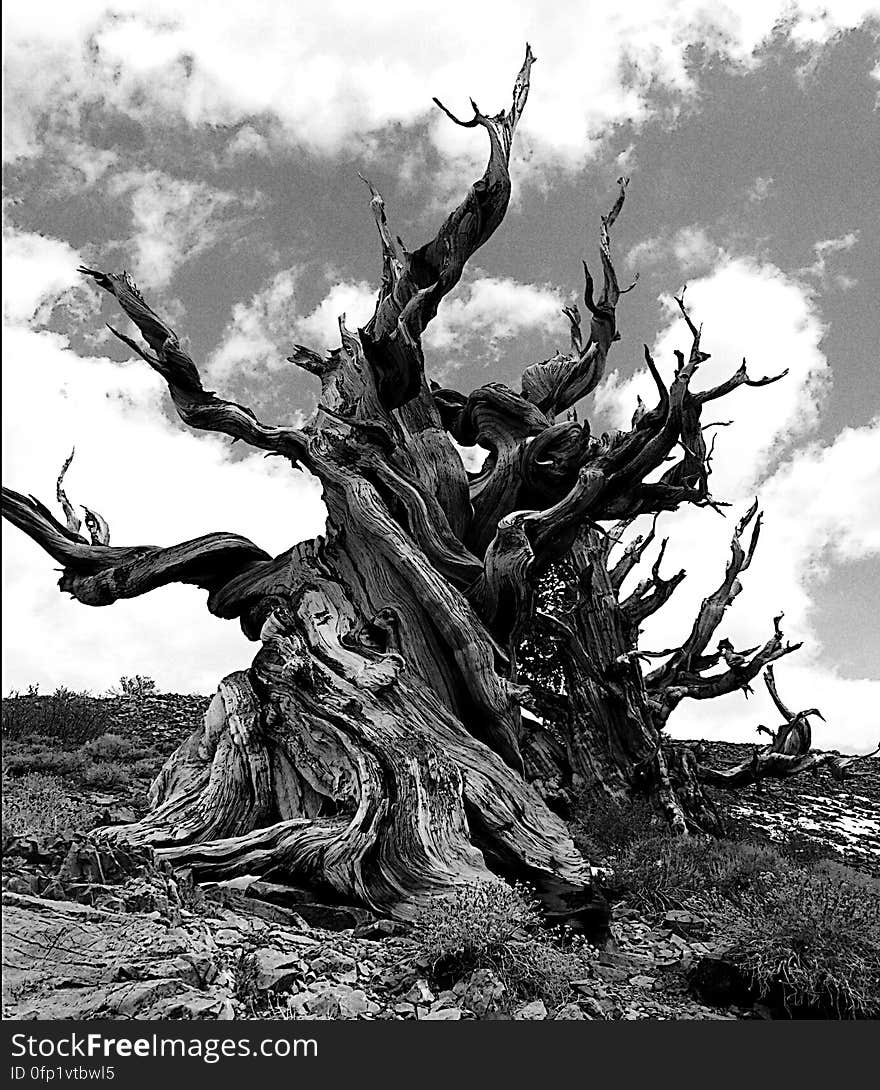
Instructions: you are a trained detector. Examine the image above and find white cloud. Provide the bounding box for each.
[292,280,377,351]
[210,269,565,384]
[627,226,725,276]
[797,231,860,290]
[5,0,878,174]
[2,229,90,326]
[107,169,246,289]
[2,232,326,694]
[594,257,829,496]
[592,254,878,752]
[425,275,563,354]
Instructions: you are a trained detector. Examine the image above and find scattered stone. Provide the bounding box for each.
[554,1002,588,1019]
[421,1007,463,1020]
[403,979,435,1005]
[629,975,657,989]
[460,968,506,1016]
[513,999,547,1019]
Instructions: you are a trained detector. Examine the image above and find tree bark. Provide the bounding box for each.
[2,49,811,921]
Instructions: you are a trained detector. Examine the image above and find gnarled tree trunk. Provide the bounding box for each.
[5,48,831,923]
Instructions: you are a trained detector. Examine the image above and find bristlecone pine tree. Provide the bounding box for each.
[4,49,876,925]
[518,509,879,831]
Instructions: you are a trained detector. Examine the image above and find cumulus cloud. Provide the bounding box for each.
[107,169,247,289]
[5,0,878,174]
[2,231,326,694]
[593,256,878,752]
[425,275,563,356]
[2,229,91,326]
[659,419,880,753]
[210,269,564,383]
[208,271,376,383]
[797,232,860,290]
[627,226,726,276]
[595,258,829,495]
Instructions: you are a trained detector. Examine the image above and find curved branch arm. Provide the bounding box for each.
[763,662,796,722]
[695,358,789,405]
[619,537,687,628]
[78,268,311,468]
[1,486,274,624]
[696,740,880,789]
[646,500,762,688]
[608,514,657,592]
[360,46,535,410]
[520,178,631,418]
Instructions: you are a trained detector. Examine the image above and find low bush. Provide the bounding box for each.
[2,772,96,836]
[612,833,788,912]
[725,868,880,1018]
[569,791,657,861]
[82,733,143,763]
[78,759,131,790]
[110,675,157,701]
[3,746,87,778]
[1,688,111,744]
[411,881,596,1010]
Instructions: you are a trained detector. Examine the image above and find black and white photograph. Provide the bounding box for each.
[2,0,879,1059]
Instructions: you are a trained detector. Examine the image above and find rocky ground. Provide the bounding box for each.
[699,739,880,874]
[2,693,878,1021]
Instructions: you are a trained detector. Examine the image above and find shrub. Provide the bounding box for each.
[78,759,130,789]
[3,747,87,778]
[82,733,141,763]
[111,675,157,701]
[411,882,596,1010]
[1,688,111,744]
[569,791,657,860]
[2,772,96,836]
[725,868,880,1018]
[230,948,261,1010]
[613,833,788,912]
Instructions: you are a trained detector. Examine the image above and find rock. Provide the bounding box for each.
[578,996,606,1019]
[2,892,232,1020]
[254,949,305,992]
[513,999,547,1020]
[663,910,711,938]
[593,964,629,982]
[309,950,358,977]
[460,968,506,1016]
[403,979,435,1005]
[421,1007,463,1020]
[629,975,657,989]
[242,882,373,931]
[353,919,406,939]
[554,1002,588,1019]
[307,991,342,1018]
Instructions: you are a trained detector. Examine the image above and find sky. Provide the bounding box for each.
[2,0,879,752]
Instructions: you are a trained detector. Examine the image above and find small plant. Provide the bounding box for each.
[3,746,87,778]
[111,675,157,701]
[2,771,96,836]
[230,948,261,1011]
[1,687,111,744]
[411,881,594,1011]
[82,733,142,763]
[612,833,788,912]
[725,868,880,1018]
[78,759,130,790]
[569,791,657,860]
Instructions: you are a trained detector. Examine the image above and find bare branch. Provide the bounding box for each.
[81,268,312,468]
[55,449,83,536]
